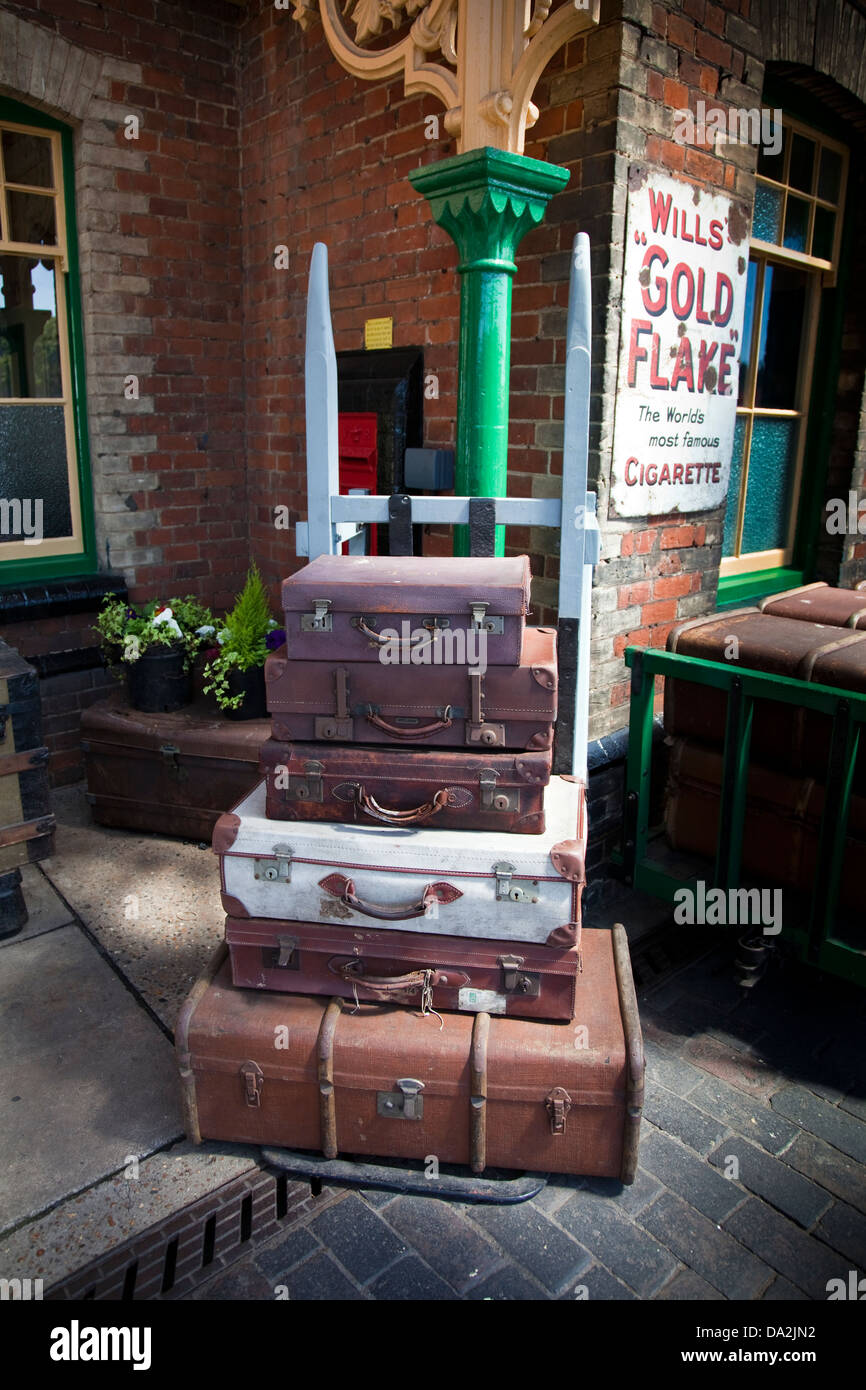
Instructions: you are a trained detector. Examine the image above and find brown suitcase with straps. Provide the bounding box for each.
[224,914,581,1022]
[176,925,644,1181]
[259,738,552,834]
[265,626,557,752]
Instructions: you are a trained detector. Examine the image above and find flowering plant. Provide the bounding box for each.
[202,565,283,711]
[94,594,214,671]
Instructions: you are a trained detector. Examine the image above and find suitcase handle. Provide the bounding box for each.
[355,786,450,825]
[318,873,463,921]
[365,705,453,740]
[328,958,455,994]
[352,616,394,646]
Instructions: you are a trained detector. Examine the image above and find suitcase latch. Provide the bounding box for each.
[466,669,505,748]
[315,667,353,741]
[499,954,541,998]
[545,1087,572,1135]
[377,1077,425,1120]
[286,760,324,802]
[277,934,298,968]
[301,598,332,631]
[241,1061,264,1108]
[493,862,539,904]
[470,602,504,635]
[255,844,293,882]
[479,768,514,812]
[159,743,186,779]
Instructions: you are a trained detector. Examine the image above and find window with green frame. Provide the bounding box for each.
[0,96,96,582]
[719,112,849,605]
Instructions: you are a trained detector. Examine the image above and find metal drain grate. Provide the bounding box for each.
[46,1167,341,1302]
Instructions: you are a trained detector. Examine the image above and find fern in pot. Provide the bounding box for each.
[202,565,283,720]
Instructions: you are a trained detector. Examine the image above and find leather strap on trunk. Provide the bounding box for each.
[317,997,343,1159]
[469,1012,491,1174]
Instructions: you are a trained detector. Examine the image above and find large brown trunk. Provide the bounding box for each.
[176,925,644,1181]
[82,694,269,841]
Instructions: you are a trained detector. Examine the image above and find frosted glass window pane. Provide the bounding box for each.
[741,418,796,554]
[0,404,72,542]
[755,264,807,410]
[752,184,781,242]
[818,146,842,203]
[7,190,56,246]
[1,130,53,188]
[0,257,62,398]
[738,260,758,406]
[723,417,747,557]
[789,133,815,193]
[783,195,810,253]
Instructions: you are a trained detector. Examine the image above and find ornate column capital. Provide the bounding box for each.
[292,1,600,155]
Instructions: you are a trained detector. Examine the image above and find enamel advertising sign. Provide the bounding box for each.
[610,166,750,517]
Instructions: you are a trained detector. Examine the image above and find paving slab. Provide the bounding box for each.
[0,924,183,1237]
[40,785,224,1029]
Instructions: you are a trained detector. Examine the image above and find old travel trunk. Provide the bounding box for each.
[664,738,864,912]
[0,640,54,877]
[266,626,557,751]
[215,775,586,948]
[259,739,552,834]
[281,554,531,666]
[225,915,582,1022]
[176,925,644,1181]
[81,694,270,841]
[664,609,866,781]
[758,582,866,629]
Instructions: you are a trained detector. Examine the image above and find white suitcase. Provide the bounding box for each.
[214,776,586,948]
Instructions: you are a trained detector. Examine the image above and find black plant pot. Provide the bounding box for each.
[127,645,193,713]
[224,664,268,721]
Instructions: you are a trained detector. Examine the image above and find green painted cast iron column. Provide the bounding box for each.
[410,148,569,556]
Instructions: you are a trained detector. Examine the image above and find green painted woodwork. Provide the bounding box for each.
[0,95,97,585]
[410,148,569,555]
[617,645,866,987]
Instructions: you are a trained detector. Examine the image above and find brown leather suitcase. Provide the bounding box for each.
[282,554,531,666]
[259,739,552,833]
[81,694,269,841]
[758,582,866,629]
[176,925,644,1181]
[266,627,557,751]
[0,639,54,875]
[664,609,866,781]
[225,915,581,1022]
[664,738,864,911]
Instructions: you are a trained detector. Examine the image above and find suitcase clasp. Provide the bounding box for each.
[493,862,538,904]
[159,743,186,779]
[241,1060,264,1108]
[301,598,332,631]
[287,760,324,803]
[545,1087,572,1135]
[498,954,541,998]
[255,844,293,883]
[377,1077,425,1121]
[467,669,505,748]
[469,602,504,635]
[479,769,514,812]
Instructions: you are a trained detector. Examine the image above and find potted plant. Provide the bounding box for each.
[95,594,214,713]
[202,565,284,720]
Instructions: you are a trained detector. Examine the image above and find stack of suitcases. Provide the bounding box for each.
[178,554,645,1184]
